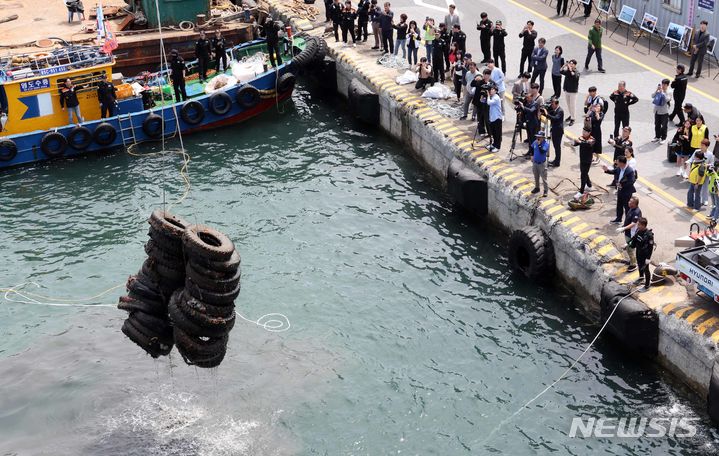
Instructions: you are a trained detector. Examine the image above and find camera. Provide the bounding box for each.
[541,101,552,111]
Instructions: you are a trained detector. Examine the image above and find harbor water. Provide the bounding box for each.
[0,87,717,455]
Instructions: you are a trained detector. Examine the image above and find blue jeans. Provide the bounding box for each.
[67,105,83,124]
[711,192,719,219]
[394,39,407,58]
[408,46,418,65]
[425,42,433,63]
[688,183,703,210]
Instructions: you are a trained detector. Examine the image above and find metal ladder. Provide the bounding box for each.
[117,113,136,147]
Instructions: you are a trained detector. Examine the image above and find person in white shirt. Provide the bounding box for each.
[487,58,505,112]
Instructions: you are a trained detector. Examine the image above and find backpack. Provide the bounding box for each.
[601,97,609,114]
[652,92,666,107]
[699,163,707,178]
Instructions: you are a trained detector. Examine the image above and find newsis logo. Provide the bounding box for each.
[569,416,699,438]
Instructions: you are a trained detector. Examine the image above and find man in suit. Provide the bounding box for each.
[530,37,549,94]
[543,97,564,167]
[444,3,460,30]
[688,20,710,78]
[608,155,636,224]
[518,20,537,76]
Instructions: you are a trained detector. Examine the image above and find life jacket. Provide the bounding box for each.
[689,161,707,185]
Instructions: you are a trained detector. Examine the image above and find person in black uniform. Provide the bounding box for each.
[574,128,596,196]
[556,0,569,16]
[261,18,283,67]
[212,30,228,73]
[195,31,212,82]
[340,1,357,44]
[451,24,466,54]
[96,73,117,118]
[431,30,447,83]
[356,0,370,42]
[669,64,688,126]
[439,23,451,75]
[476,12,493,63]
[519,92,540,156]
[329,0,343,42]
[608,81,638,138]
[628,217,655,292]
[169,49,187,102]
[518,20,537,76]
[492,20,507,74]
[324,0,332,22]
[543,97,564,167]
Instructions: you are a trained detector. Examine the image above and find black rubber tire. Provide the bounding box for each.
[127,288,166,310]
[128,310,173,342]
[180,100,205,125]
[313,37,328,63]
[149,209,191,242]
[142,256,185,283]
[0,139,17,162]
[147,226,183,254]
[173,325,229,358]
[117,294,167,316]
[40,131,67,158]
[177,289,235,318]
[208,91,232,116]
[121,318,173,358]
[67,126,93,150]
[93,122,117,146]
[144,239,184,268]
[142,113,164,139]
[185,276,241,306]
[126,274,165,302]
[236,84,261,109]
[667,142,677,163]
[182,225,235,261]
[188,249,241,273]
[277,72,296,93]
[174,291,236,330]
[186,260,241,292]
[508,226,555,281]
[175,339,227,368]
[168,290,234,337]
[292,36,318,67]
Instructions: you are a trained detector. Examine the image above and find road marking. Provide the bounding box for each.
[571,222,589,233]
[662,303,680,314]
[674,306,695,319]
[697,317,719,334]
[506,0,719,103]
[546,205,564,215]
[578,229,597,239]
[589,235,607,248]
[562,216,581,226]
[686,308,709,324]
[597,243,615,256]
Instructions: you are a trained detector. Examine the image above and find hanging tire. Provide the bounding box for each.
[180,100,205,125]
[117,294,167,316]
[177,289,235,318]
[67,126,93,150]
[277,72,296,93]
[188,249,241,273]
[40,131,67,158]
[236,85,260,109]
[186,260,242,292]
[0,139,17,162]
[292,36,318,67]
[149,209,191,242]
[173,325,228,358]
[93,122,117,146]
[182,225,235,261]
[168,291,235,337]
[128,311,173,341]
[508,226,555,281]
[121,318,173,358]
[144,239,184,269]
[142,113,164,138]
[208,91,232,116]
[185,276,241,306]
[175,339,227,368]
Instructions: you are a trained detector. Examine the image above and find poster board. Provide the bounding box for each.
[666,22,685,44]
[680,25,693,52]
[698,0,715,13]
[598,0,612,14]
[618,5,636,25]
[640,13,658,34]
[708,35,718,55]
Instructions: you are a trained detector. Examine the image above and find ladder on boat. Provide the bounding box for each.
[117,113,136,147]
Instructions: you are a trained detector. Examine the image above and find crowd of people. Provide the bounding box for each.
[320,2,719,290]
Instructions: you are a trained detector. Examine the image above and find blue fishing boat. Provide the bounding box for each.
[0,35,325,169]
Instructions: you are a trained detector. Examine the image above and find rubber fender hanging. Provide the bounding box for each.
[446,158,488,218]
[277,72,296,94]
[708,360,719,424]
[142,113,164,138]
[0,139,18,161]
[507,226,555,280]
[236,84,260,109]
[599,280,658,356]
[40,131,67,158]
[67,125,93,150]
[347,78,378,125]
[313,37,328,63]
[180,100,205,124]
[208,91,232,116]
[93,122,117,146]
[182,224,236,261]
[291,36,318,67]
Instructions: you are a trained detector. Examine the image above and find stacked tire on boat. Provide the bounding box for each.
[117,210,241,368]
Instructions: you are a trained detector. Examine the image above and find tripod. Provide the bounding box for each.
[508,115,525,162]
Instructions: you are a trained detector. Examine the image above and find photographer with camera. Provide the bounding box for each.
[542,97,564,167]
[530,131,550,197]
[609,81,638,138]
[573,128,596,198]
[485,86,503,152]
[415,57,434,91]
[608,125,633,162]
[515,92,539,157]
[518,21,537,76]
[651,79,672,144]
[471,69,497,138]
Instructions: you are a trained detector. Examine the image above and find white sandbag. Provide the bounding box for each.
[204,74,238,95]
[421,85,453,99]
[131,82,146,96]
[231,59,265,83]
[396,70,418,85]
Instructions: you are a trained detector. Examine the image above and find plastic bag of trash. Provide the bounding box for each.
[396,70,418,85]
[421,85,453,99]
[231,58,265,83]
[204,74,239,95]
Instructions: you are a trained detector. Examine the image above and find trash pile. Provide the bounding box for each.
[118,210,241,368]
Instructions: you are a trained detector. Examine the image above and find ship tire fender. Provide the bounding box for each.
[68,125,93,150]
[178,289,235,318]
[117,294,167,316]
[293,36,318,67]
[507,226,555,281]
[186,260,242,293]
[40,131,67,158]
[149,209,191,242]
[128,311,173,341]
[180,100,205,125]
[173,324,229,358]
[168,291,234,338]
[188,249,241,273]
[709,360,719,423]
[208,91,232,116]
[175,340,227,368]
[0,139,17,162]
[142,113,164,138]
[185,276,241,306]
[121,318,173,358]
[277,72,296,93]
[182,225,235,261]
[93,122,117,146]
[236,84,260,109]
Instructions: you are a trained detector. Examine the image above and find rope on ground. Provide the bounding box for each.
[376,53,409,69]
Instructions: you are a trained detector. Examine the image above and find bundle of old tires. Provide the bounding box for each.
[118,210,191,358]
[169,225,241,368]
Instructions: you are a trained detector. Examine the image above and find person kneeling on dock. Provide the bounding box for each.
[415,57,433,91]
[530,131,549,197]
[628,217,654,292]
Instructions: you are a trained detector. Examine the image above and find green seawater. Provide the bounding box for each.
[0,87,717,455]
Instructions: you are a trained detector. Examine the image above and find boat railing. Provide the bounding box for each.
[0,45,113,83]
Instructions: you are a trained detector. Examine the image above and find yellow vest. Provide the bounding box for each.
[691,125,707,149]
[689,162,707,185]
